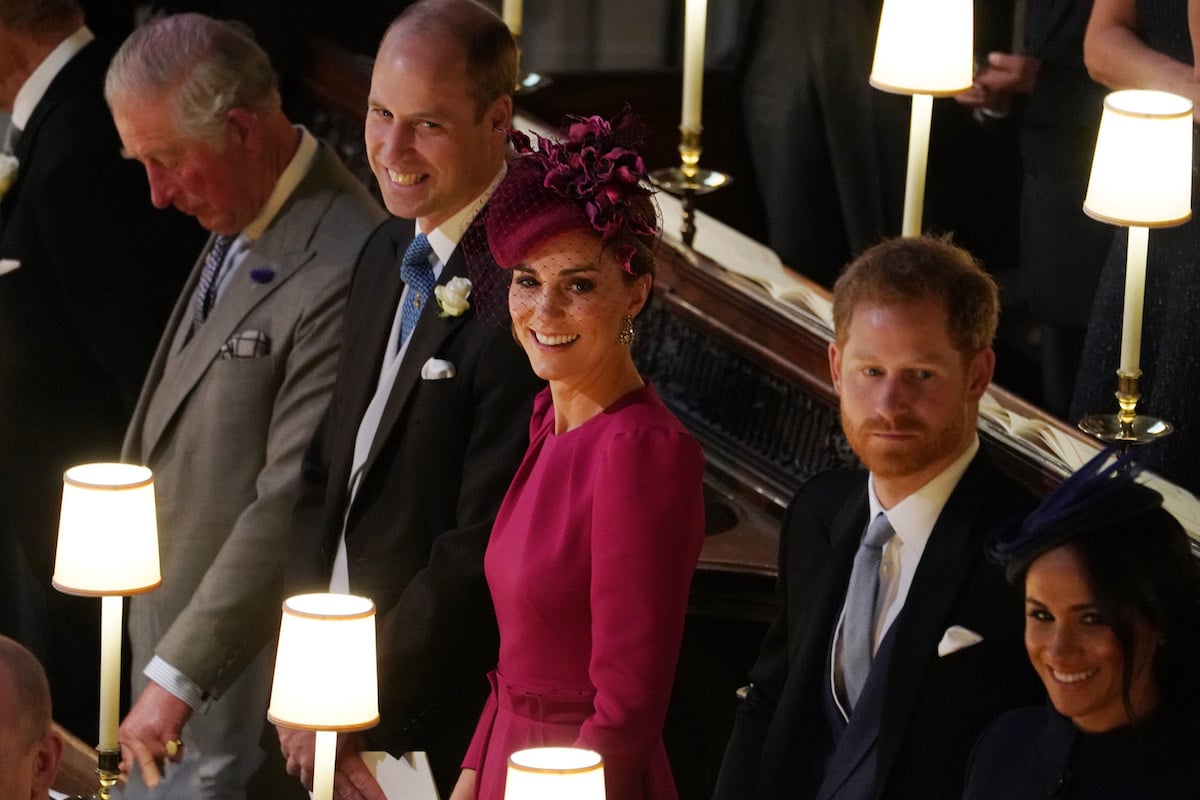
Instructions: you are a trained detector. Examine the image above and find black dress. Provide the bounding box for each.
[1069,0,1200,493]
[963,703,1200,799]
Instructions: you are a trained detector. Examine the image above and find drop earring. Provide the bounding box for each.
[619,315,635,346]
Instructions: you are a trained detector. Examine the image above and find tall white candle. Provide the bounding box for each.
[901,93,933,237]
[313,730,338,800]
[503,0,522,36]
[1119,225,1149,374]
[99,595,123,750]
[681,0,708,132]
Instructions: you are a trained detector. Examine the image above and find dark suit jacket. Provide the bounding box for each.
[713,452,1043,800]
[290,215,542,793]
[1019,0,1111,327]
[0,38,202,738]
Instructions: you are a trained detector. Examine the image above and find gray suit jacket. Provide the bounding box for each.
[123,142,385,697]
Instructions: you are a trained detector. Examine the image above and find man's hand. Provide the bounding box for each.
[956,52,1041,116]
[276,726,387,800]
[118,681,192,787]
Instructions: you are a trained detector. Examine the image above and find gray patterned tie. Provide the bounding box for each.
[841,512,895,709]
[193,234,235,329]
[398,233,434,347]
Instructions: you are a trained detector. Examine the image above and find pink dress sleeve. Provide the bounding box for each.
[575,424,705,796]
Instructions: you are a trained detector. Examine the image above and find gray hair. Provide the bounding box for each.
[105,13,279,147]
[0,636,51,751]
[0,0,81,34]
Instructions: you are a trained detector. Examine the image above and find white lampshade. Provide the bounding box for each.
[505,747,606,800]
[870,0,974,96]
[52,463,161,596]
[1084,89,1193,227]
[268,593,379,731]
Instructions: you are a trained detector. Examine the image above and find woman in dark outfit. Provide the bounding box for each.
[963,449,1200,799]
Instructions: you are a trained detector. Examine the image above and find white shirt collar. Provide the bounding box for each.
[241,127,318,241]
[11,26,94,129]
[425,164,506,267]
[867,434,981,559]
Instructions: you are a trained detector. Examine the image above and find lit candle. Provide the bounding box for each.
[99,595,123,750]
[1119,226,1149,374]
[681,0,708,133]
[503,0,522,36]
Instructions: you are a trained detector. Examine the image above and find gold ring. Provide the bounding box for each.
[165,738,183,757]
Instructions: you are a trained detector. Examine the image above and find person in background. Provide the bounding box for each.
[448,109,706,800]
[0,0,202,742]
[955,0,1112,418]
[965,449,1200,798]
[713,236,1043,799]
[279,2,541,797]
[106,13,384,799]
[0,636,64,800]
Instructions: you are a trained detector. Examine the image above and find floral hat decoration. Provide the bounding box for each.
[485,106,659,275]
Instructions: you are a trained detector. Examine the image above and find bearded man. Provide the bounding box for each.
[713,236,1043,800]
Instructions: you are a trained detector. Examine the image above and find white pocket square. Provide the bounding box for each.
[421,357,456,380]
[0,258,20,276]
[937,625,984,657]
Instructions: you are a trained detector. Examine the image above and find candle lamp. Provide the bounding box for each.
[505,747,606,799]
[267,593,379,800]
[650,0,731,247]
[53,463,161,800]
[1077,89,1192,445]
[869,0,974,236]
[502,0,551,94]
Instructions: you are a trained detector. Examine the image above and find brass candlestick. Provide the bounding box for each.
[649,127,731,247]
[1077,369,1173,446]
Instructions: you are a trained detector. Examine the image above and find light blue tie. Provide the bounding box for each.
[841,512,894,709]
[398,233,434,347]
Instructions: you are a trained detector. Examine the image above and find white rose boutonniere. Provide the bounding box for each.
[435,276,472,318]
[0,154,18,199]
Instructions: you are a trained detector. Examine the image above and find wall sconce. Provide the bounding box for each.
[505,747,605,799]
[267,593,379,800]
[1077,89,1192,444]
[53,463,161,800]
[870,0,974,236]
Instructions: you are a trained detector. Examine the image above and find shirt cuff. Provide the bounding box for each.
[144,656,213,713]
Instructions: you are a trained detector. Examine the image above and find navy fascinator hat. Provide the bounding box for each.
[988,448,1167,583]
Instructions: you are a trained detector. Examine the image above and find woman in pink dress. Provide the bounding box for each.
[449,110,706,800]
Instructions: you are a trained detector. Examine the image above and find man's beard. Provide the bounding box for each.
[841,404,969,480]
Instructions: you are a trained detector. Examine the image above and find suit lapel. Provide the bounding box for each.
[875,454,992,784]
[2,42,104,227]
[139,223,315,457]
[358,247,472,481]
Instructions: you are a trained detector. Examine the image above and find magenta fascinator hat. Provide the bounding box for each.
[487,106,658,274]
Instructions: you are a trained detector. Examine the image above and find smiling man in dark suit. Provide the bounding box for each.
[277,2,541,798]
[106,13,385,799]
[0,0,202,744]
[713,236,1043,800]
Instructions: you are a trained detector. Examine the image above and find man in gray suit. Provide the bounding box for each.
[104,14,385,799]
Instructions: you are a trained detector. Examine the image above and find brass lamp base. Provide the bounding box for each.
[1077,370,1174,446]
[649,128,732,247]
[1077,412,1173,444]
[64,748,121,800]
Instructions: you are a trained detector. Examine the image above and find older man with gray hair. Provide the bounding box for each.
[0,636,64,800]
[106,13,384,799]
